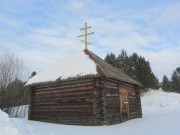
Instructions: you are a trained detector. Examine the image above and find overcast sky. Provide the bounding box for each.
[0,0,179,81]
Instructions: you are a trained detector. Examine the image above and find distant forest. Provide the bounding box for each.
[104,49,180,92]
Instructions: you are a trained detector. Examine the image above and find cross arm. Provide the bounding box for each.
[81,40,91,45]
[80,26,91,30]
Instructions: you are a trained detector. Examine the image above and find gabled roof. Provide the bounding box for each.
[26,49,141,86]
[85,50,141,86]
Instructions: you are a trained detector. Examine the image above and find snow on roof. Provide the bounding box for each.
[26,50,97,85]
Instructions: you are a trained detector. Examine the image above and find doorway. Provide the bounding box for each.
[119,86,130,122]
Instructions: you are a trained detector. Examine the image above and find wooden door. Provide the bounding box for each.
[119,86,130,122]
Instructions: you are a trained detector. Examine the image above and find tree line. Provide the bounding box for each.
[161,68,180,93]
[105,49,180,92]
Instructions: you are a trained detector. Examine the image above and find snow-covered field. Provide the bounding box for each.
[1,89,180,135]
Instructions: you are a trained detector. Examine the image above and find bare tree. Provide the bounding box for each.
[0,50,29,117]
[0,50,24,89]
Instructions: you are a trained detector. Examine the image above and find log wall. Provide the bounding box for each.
[100,78,120,125]
[29,78,97,125]
[29,77,142,125]
[100,78,142,125]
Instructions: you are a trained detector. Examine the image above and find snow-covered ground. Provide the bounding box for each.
[1,89,180,135]
[142,89,180,112]
[0,109,34,135]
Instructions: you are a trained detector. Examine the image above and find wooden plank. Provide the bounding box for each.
[34,100,93,105]
[35,78,94,89]
[33,115,95,120]
[33,111,93,116]
[35,91,94,99]
[35,86,94,95]
[33,108,93,112]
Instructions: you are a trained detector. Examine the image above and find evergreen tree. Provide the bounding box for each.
[104,53,118,68]
[171,67,180,93]
[116,49,134,77]
[117,49,128,71]
[104,49,159,90]
[129,53,139,81]
[161,75,172,92]
[129,53,159,89]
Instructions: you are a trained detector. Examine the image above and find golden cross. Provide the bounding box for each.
[78,22,94,50]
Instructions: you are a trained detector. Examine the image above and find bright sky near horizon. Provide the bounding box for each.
[0,0,179,81]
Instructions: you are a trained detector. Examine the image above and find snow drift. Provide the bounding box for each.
[0,109,34,135]
[142,89,180,112]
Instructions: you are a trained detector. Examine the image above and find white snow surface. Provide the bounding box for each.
[26,50,97,85]
[142,89,180,112]
[0,109,34,135]
[1,89,180,135]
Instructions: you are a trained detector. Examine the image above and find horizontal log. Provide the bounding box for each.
[104,89,118,94]
[129,108,137,112]
[32,108,93,115]
[34,85,94,94]
[107,104,119,108]
[129,96,136,100]
[106,97,119,101]
[33,105,93,110]
[129,106,138,110]
[136,103,142,106]
[34,97,93,104]
[33,109,93,113]
[35,91,94,99]
[106,113,120,118]
[129,101,137,105]
[106,111,119,115]
[33,111,94,116]
[34,78,95,89]
[106,93,118,96]
[106,107,119,111]
[35,86,94,95]
[130,112,138,115]
[34,101,93,106]
[34,95,94,102]
[103,85,118,89]
[107,120,120,125]
[35,88,94,96]
[33,115,95,120]
[104,80,118,87]
[129,99,137,103]
[34,104,93,108]
[130,115,139,119]
[106,117,120,122]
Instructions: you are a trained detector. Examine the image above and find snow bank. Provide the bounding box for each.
[141,89,180,112]
[26,50,97,85]
[0,109,34,135]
